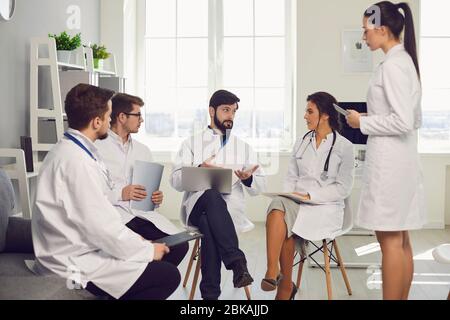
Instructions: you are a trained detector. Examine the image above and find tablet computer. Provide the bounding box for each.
[153,230,203,248]
[333,103,350,116]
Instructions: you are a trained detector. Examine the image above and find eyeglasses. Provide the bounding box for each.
[124,112,143,119]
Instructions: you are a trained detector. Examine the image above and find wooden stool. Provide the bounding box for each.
[183,239,252,300]
[294,239,352,300]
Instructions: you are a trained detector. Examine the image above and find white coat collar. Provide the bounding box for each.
[108,129,132,146]
[383,43,404,61]
[66,128,100,158]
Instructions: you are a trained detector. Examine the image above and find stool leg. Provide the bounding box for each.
[296,255,305,290]
[189,250,202,300]
[244,286,251,300]
[183,239,199,288]
[323,240,332,300]
[333,240,352,296]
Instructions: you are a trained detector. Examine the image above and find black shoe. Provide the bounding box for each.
[290,282,298,300]
[232,260,254,288]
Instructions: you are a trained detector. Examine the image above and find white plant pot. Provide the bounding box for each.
[57,50,72,63]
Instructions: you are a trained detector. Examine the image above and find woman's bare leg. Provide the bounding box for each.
[376,231,406,300]
[401,231,414,300]
[275,236,296,300]
[265,210,287,280]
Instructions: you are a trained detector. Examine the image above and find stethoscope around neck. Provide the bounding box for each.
[294,129,337,181]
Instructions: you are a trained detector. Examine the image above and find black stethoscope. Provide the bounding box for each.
[294,130,337,181]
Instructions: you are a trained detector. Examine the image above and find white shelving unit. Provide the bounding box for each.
[0,149,39,219]
[30,37,119,157]
[23,37,122,217]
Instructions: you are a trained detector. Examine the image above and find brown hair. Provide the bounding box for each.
[110,93,145,125]
[307,92,342,133]
[65,83,115,130]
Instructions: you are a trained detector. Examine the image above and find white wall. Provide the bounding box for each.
[103,0,450,228]
[0,0,101,150]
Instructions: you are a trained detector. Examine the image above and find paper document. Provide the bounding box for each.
[262,192,305,203]
[131,161,164,212]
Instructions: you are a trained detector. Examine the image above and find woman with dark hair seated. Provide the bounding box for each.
[262,92,355,300]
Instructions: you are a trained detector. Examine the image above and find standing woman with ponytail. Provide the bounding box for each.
[346,1,426,300]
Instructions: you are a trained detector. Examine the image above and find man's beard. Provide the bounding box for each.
[98,132,109,140]
[214,112,233,136]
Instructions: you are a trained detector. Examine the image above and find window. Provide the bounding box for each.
[419,0,450,153]
[139,0,296,151]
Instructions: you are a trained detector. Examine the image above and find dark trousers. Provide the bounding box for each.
[86,217,188,300]
[86,261,181,300]
[188,189,245,300]
[125,217,189,266]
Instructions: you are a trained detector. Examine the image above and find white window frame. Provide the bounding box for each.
[418,0,450,154]
[135,0,297,153]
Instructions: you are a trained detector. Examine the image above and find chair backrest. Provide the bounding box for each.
[0,169,15,252]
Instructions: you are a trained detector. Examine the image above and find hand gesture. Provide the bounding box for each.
[234,165,259,181]
[200,155,221,168]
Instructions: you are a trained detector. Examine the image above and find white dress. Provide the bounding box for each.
[355,44,427,231]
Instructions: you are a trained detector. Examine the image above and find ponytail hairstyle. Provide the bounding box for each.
[364,1,420,79]
[307,92,342,133]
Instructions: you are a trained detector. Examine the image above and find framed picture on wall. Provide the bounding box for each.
[341,29,373,73]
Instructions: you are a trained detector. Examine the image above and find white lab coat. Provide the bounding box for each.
[355,44,427,231]
[170,128,267,233]
[32,129,155,299]
[95,130,180,235]
[287,131,355,241]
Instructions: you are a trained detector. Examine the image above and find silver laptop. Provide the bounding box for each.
[181,167,232,194]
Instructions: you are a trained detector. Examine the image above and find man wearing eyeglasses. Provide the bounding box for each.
[96,93,188,268]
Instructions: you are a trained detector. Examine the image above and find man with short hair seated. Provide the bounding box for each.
[32,84,180,300]
[96,93,188,267]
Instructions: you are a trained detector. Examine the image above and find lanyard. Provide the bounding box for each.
[64,132,115,190]
[64,132,97,161]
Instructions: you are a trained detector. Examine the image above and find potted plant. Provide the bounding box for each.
[90,44,111,69]
[48,31,82,63]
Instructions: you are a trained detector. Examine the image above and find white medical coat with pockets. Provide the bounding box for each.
[355,44,426,231]
[95,130,180,235]
[170,128,267,233]
[32,129,154,299]
[287,131,355,241]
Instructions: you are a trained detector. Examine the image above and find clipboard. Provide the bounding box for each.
[130,161,164,212]
[262,192,305,204]
[153,230,203,248]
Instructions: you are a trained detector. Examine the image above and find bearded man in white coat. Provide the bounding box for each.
[170,90,267,300]
[32,84,180,300]
[96,93,188,267]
